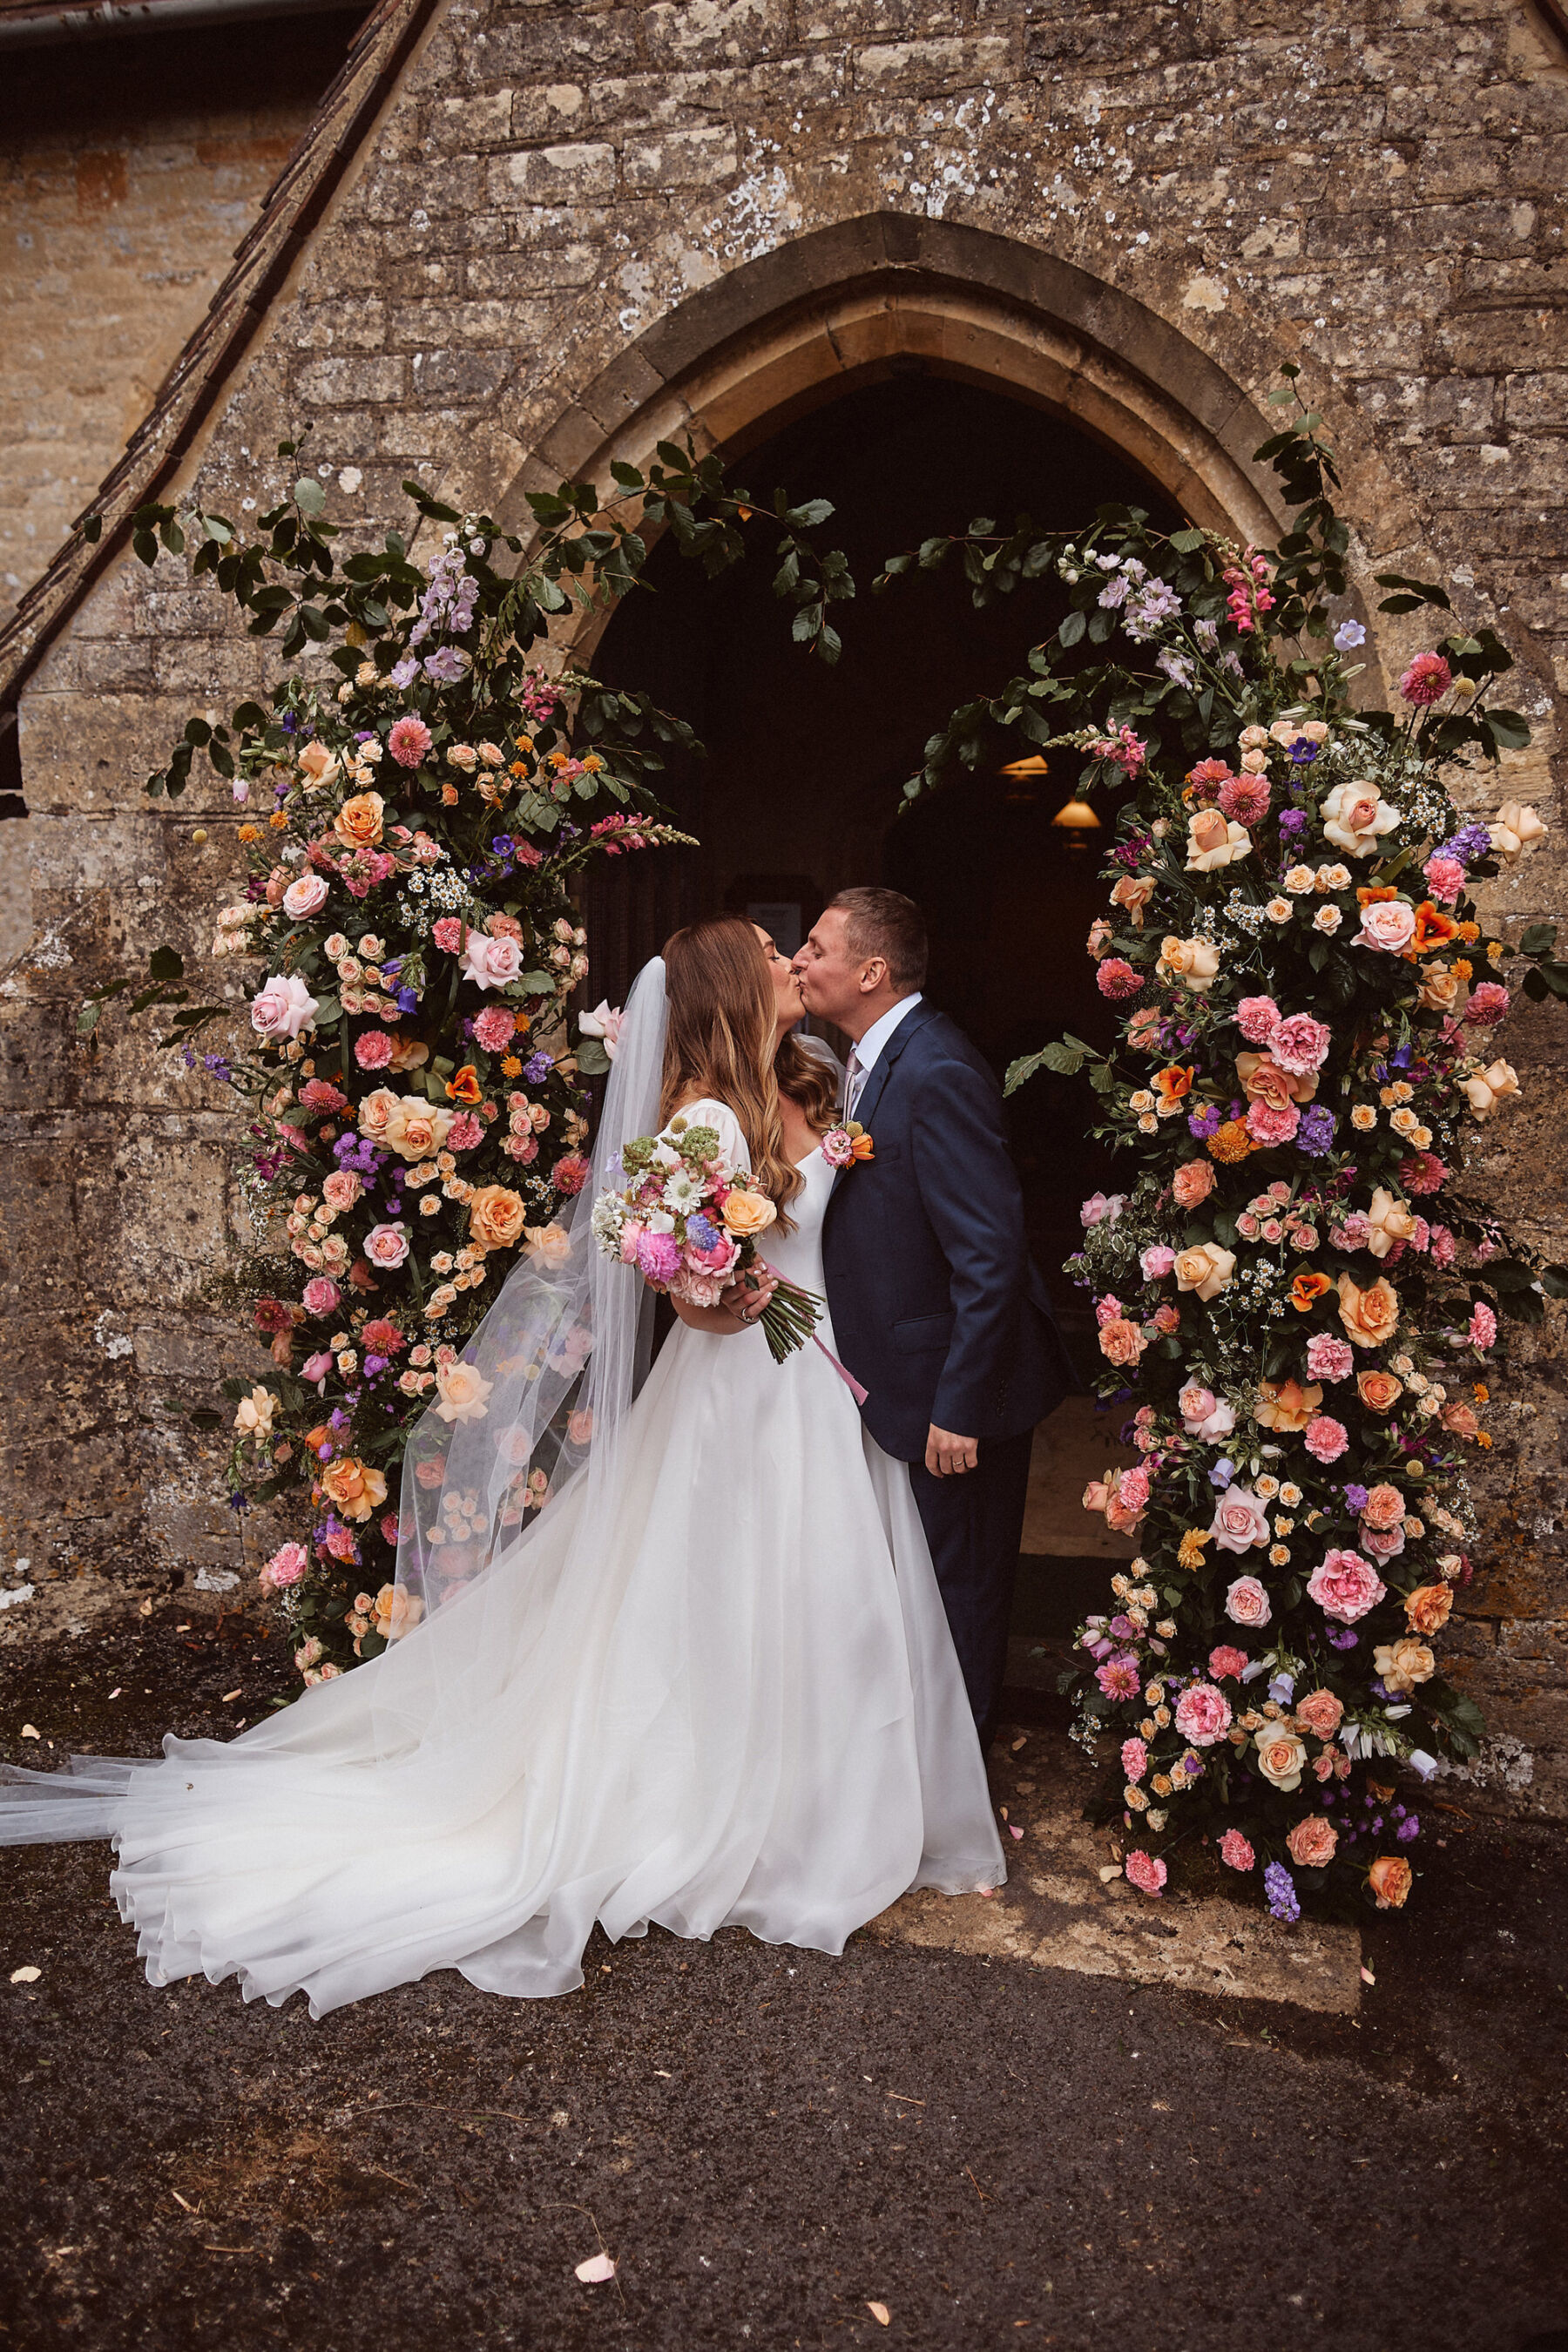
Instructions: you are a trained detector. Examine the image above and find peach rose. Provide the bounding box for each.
[320,1455,389,1522]
[1441,1400,1481,1441]
[1462,1058,1520,1120]
[1235,1051,1318,1110]
[378,1095,456,1161]
[1158,936,1222,992]
[1286,1815,1339,1868]
[1365,1186,1417,1259]
[1361,1483,1406,1531]
[296,740,341,792]
[1186,809,1252,872]
[1254,1376,1322,1432]
[333,790,386,849]
[523,1220,573,1269]
[1338,1272,1400,1349]
[374,1582,424,1641]
[720,1189,778,1238]
[1110,875,1155,927]
[1174,1241,1236,1302]
[1321,780,1399,859]
[1369,1855,1413,1909]
[1254,1725,1308,1791]
[468,1184,528,1252]
[1405,1583,1454,1635]
[1373,1635,1436,1694]
[1172,1159,1215,1208]
[433,1361,494,1424]
[1418,962,1462,1014]
[1293,1687,1344,1739]
[1098,1317,1147,1367]
[1489,800,1546,864]
[357,1086,399,1144]
[1356,1369,1404,1413]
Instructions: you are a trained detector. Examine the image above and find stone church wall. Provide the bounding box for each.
[4,0,1565,1810]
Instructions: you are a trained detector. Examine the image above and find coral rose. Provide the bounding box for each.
[1236,1051,1318,1109]
[1405,1583,1454,1636]
[1254,1726,1308,1791]
[720,1189,777,1238]
[1098,1317,1146,1367]
[1287,1815,1339,1869]
[1307,1548,1386,1623]
[1338,1272,1400,1348]
[1172,1159,1215,1208]
[1356,1369,1404,1413]
[320,1456,389,1522]
[469,1184,528,1252]
[1294,1687,1345,1739]
[1174,1241,1236,1301]
[1361,1482,1406,1531]
[333,791,386,849]
[1441,1400,1481,1442]
[1368,1855,1413,1909]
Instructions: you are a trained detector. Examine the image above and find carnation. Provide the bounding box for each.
[1208,1645,1248,1681]
[354,1029,394,1070]
[1306,1335,1354,1382]
[473,1006,517,1051]
[1234,994,1281,1044]
[1303,1415,1348,1463]
[1125,1850,1167,1896]
[1219,1829,1255,1871]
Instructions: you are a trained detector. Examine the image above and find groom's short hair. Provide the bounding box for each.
[829,888,928,992]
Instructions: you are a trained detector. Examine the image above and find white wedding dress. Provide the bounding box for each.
[2,1101,1004,2017]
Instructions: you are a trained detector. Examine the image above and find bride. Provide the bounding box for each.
[0,915,1004,2015]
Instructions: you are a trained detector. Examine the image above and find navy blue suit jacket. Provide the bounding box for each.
[820,1001,1076,1463]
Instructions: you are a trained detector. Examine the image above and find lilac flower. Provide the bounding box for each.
[1263,1862,1301,1923]
[1297,1104,1336,1157]
[389,655,421,689]
[1438,824,1492,868]
[1098,573,1131,609]
[1333,619,1367,651]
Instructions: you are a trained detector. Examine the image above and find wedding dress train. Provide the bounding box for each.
[0,1103,1004,2016]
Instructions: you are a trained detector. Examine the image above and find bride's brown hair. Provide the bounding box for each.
[661,914,829,1232]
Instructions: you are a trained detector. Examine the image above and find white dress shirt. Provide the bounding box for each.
[844,992,923,1121]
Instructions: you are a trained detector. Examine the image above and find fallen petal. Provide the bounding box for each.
[574,2252,616,2284]
[220,1689,242,1703]
[1098,1865,1122,1883]
[10,1965,41,1984]
[868,2302,891,2327]
[1009,1825,1024,1840]
[20,1724,40,1740]
[1360,1964,1375,1985]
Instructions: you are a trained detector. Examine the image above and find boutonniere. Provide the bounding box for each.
[821,1121,873,1169]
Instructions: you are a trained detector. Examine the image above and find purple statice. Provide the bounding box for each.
[1328,1625,1360,1651]
[523,1050,554,1084]
[1438,823,1492,868]
[1297,1104,1336,1157]
[1188,1102,1224,1141]
[1396,1815,1421,1843]
[1263,1862,1301,1922]
[1343,1483,1370,1514]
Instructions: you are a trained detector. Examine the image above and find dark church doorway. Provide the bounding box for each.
[587,370,1184,1328]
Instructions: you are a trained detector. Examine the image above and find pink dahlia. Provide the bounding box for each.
[1095,1651,1143,1700]
[300,1078,348,1112]
[551,1152,591,1196]
[1398,1150,1446,1194]
[389,715,433,768]
[1219,1828,1255,1872]
[1399,652,1453,706]
[1235,994,1281,1045]
[1269,1013,1331,1076]
[1306,1335,1355,1383]
[1125,1849,1167,1896]
[635,1230,683,1285]
[1096,957,1143,999]
[1463,983,1510,1026]
[1304,1415,1348,1463]
[1219,774,1271,826]
[1121,1736,1149,1784]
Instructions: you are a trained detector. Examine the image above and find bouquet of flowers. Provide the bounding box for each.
[591,1113,822,1362]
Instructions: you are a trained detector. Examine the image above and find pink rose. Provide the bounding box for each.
[1080,1192,1125,1228]
[282,873,330,921]
[1303,1415,1348,1463]
[1209,1645,1249,1681]
[1219,1828,1255,1871]
[1463,983,1510,1026]
[1121,1737,1149,1783]
[1179,1385,1235,1442]
[1287,1815,1339,1869]
[1306,1335,1354,1383]
[1212,1490,1270,1555]
[250,972,319,1041]
[301,1276,341,1317]
[1125,1850,1167,1896]
[1098,1317,1147,1368]
[1269,1013,1331,1075]
[389,715,433,768]
[1235,994,1281,1044]
[1362,1482,1405,1531]
[364,1221,410,1269]
[354,1029,394,1070]
[1360,1521,1407,1563]
[301,1349,333,1384]
[1224,1572,1272,1625]
[473,1006,517,1052]
[463,929,524,990]
[1353,899,1417,954]
[321,1170,362,1212]
[1139,1244,1177,1281]
[1174,1680,1233,1747]
[1307,1548,1387,1623]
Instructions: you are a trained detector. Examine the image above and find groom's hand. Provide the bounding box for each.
[926,1423,978,1477]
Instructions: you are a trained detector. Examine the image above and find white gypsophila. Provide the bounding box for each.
[589,1194,623,1252]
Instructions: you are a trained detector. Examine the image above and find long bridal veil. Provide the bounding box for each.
[0,958,673,1839]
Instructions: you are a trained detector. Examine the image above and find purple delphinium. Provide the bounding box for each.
[1263,1862,1301,1923]
[1297,1104,1336,1157]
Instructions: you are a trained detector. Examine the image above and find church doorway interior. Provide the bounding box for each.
[589,372,1184,1637]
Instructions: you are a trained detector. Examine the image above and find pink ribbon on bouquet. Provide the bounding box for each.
[812,1335,868,1406]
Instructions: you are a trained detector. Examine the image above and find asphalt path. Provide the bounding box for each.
[3,1608,1566,2352]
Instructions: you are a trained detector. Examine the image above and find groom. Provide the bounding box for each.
[794,889,1075,1750]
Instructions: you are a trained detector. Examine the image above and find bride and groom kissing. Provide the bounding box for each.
[0,888,1073,2017]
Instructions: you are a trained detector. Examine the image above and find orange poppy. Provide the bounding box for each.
[446,1064,483,1105]
[1290,1270,1333,1312]
[1153,1064,1196,1108]
[1411,901,1458,955]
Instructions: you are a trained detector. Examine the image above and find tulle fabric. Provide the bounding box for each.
[0,1048,1004,2016]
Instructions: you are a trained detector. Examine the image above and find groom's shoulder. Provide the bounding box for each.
[902,1005,992,1079]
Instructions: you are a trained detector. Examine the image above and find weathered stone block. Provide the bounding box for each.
[492,142,617,206]
[622,126,740,192]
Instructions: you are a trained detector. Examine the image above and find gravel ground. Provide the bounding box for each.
[3,1605,1567,2352]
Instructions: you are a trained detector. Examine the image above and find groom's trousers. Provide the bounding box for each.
[908,1427,1034,1752]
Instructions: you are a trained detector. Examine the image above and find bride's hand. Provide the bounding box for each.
[720,1265,779,1329]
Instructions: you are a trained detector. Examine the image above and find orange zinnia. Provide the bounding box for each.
[445,1064,483,1105]
[1290,1270,1333,1311]
[1153,1064,1196,1108]
[1411,901,1458,955]
[1208,1119,1253,1164]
